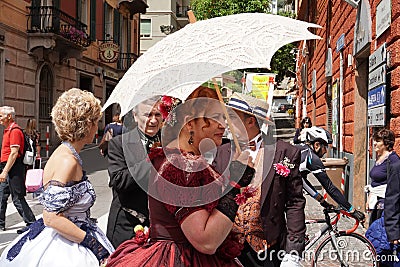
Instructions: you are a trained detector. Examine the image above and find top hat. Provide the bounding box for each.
[227,92,273,124]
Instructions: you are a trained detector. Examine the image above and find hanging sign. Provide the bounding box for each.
[99,42,120,63]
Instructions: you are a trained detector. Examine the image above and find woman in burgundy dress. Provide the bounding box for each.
[106,87,255,267]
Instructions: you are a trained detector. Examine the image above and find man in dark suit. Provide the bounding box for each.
[106,97,163,248]
[213,93,305,267]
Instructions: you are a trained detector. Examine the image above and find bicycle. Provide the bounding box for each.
[305,207,377,267]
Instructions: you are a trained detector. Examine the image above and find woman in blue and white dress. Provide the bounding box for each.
[0,88,114,266]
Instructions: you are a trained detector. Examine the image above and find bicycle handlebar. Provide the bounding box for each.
[323,207,360,234]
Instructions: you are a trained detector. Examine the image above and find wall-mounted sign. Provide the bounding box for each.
[368,106,386,126]
[376,0,391,38]
[369,43,386,71]
[336,34,345,53]
[325,47,333,78]
[368,64,386,90]
[99,42,120,63]
[311,69,317,94]
[368,85,386,108]
[104,70,119,80]
[353,0,372,55]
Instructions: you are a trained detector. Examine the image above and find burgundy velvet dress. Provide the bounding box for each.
[106,148,243,267]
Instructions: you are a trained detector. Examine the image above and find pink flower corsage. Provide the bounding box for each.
[232,183,257,205]
[133,225,150,245]
[273,157,295,177]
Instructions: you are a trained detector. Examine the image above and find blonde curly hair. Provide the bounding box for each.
[51,88,102,142]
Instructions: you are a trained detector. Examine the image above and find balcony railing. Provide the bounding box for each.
[117,53,138,70]
[176,6,189,17]
[27,6,91,47]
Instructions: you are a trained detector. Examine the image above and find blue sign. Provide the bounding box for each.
[368,85,386,108]
[336,34,345,52]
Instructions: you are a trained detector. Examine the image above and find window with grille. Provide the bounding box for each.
[140,18,151,38]
[39,65,53,120]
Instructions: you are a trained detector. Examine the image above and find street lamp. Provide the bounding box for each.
[160,25,175,35]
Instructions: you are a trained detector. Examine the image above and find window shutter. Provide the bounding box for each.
[31,0,41,29]
[113,9,120,44]
[127,20,131,53]
[103,1,107,39]
[90,0,96,41]
[77,0,82,20]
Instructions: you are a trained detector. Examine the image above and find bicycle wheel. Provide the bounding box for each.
[311,232,377,267]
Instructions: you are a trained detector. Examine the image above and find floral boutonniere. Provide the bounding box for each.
[273,157,295,177]
[133,224,150,245]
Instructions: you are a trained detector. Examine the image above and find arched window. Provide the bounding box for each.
[39,65,53,120]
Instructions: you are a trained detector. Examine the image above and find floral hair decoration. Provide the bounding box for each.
[273,157,295,177]
[159,95,182,126]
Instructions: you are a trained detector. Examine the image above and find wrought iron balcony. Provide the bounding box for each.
[117,53,138,71]
[27,6,91,48]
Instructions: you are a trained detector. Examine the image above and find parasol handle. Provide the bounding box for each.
[188,10,241,154]
[212,78,241,154]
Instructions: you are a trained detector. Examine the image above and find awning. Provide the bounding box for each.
[118,0,148,18]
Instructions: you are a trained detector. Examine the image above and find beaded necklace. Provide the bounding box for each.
[62,141,83,167]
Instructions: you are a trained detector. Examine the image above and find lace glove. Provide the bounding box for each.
[350,209,366,223]
[80,231,110,263]
[216,161,255,222]
[280,253,302,267]
[229,161,255,187]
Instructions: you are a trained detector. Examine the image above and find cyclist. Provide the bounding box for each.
[296,126,366,223]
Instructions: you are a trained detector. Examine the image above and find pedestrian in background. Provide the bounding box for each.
[366,129,399,225]
[99,113,123,157]
[384,157,400,267]
[293,116,312,144]
[104,113,123,138]
[0,106,36,233]
[0,88,114,266]
[24,118,41,167]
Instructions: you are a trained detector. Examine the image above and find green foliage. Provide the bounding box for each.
[190,0,271,20]
[189,0,297,83]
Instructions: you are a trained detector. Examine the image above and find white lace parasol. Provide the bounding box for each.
[103,13,321,115]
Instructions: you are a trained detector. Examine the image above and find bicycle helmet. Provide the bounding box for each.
[306,126,333,145]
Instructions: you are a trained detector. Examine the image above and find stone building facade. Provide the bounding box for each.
[0,0,147,152]
[296,0,400,209]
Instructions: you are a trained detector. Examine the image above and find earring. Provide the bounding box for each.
[188,131,194,145]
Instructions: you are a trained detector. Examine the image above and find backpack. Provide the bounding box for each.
[10,127,35,165]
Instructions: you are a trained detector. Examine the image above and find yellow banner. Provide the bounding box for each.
[248,75,275,100]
